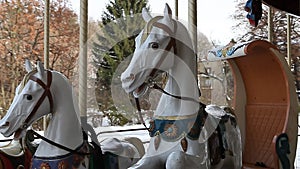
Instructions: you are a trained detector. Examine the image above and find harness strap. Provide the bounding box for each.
[135,17,179,130]
[135,98,149,131]
[148,37,176,78]
[151,84,200,103]
[152,22,174,35]
[28,129,91,156]
[148,19,177,80]
[22,71,53,128]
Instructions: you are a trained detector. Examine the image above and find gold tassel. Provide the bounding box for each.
[154,134,161,150]
[181,137,188,152]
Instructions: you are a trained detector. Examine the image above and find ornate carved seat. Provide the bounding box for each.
[228,40,298,169]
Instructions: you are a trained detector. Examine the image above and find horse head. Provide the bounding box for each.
[121,4,178,98]
[121,3,199,117]
[0,60,53,140]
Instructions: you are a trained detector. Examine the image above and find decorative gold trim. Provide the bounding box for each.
[154,135,161,150]
[181,137,188,152]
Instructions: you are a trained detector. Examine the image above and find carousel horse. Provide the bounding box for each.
[0,60,144,169]
[121,4,242,169]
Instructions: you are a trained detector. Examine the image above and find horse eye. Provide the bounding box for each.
[26,95,33,100]
[149,42,159,49]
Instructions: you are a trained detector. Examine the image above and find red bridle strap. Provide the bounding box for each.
[148,21,177,78]
[21,71,53,129]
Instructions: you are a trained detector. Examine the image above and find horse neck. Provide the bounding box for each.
[35,73,83,157]
[154,32,200,118]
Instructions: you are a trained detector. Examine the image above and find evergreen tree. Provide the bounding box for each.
[92,0,149,126]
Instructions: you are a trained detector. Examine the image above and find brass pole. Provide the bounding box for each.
[79,0,88,119]
[43,0,50,130]
[175,0,178,19]
[188,0,197,79]
[287,14,291,66]
[268,7,274,43]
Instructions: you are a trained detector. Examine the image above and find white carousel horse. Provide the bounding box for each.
[0,60,144,169]
[121,4,242,169]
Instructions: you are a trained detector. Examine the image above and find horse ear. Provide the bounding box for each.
[163,3,174,30]
[37,61,45,77]
[25,59,33,72]
[142,7,152,22]
[164,3,172,18]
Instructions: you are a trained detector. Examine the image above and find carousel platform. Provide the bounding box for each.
[0,123,300,168]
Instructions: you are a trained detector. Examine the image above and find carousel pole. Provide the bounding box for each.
[268,6,274,43]
[286,14,291,66]
[188,0,197,79]
[174,0,178,19]
[43,0,50,130]
[79,0,88,121]
[78,1,99,145]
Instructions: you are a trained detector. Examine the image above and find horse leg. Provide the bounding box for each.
[226,129,242,169]
[165,151,185,169]
[166,151,210,169]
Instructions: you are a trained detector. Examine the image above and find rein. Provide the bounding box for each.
[27,129,91,156]
[151,83,201,104]
[135,83,202,131]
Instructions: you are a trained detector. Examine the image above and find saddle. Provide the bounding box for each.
[0,140,33,169]
[206,106,237,166]
[0,132,36,169]
[0,140,24,157]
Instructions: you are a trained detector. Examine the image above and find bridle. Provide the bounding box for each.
[134,16,202,131]
[142,16,177,81]
[19,70,53,130]
[135,16,178,130]
[17,70,91,156]
[135,15,178,95]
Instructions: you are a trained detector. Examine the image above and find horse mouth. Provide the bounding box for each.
[14,129,24,140]
[133,84,148,98]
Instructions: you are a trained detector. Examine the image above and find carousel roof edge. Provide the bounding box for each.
[206,39,277,62]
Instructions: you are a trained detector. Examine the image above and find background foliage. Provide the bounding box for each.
[92,0,149,125]
[0,0,79,117]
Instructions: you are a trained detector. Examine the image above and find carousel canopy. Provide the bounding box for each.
[263,0,300,16]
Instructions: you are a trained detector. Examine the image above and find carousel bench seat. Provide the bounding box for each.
[242,104,287,169]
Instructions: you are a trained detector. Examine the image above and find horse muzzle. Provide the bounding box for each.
[0,121,13,137]
[0,120,24,139]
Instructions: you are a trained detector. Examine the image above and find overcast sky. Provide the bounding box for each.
[69,0,238,44]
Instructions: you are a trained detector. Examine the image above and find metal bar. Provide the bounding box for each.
[175,0,178,19]
[44,0,50,69]
[287,14,291,66]
[79,0,88,118]
[268,6,274,43]
[188,0,197,81]
[43,0,50,130]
